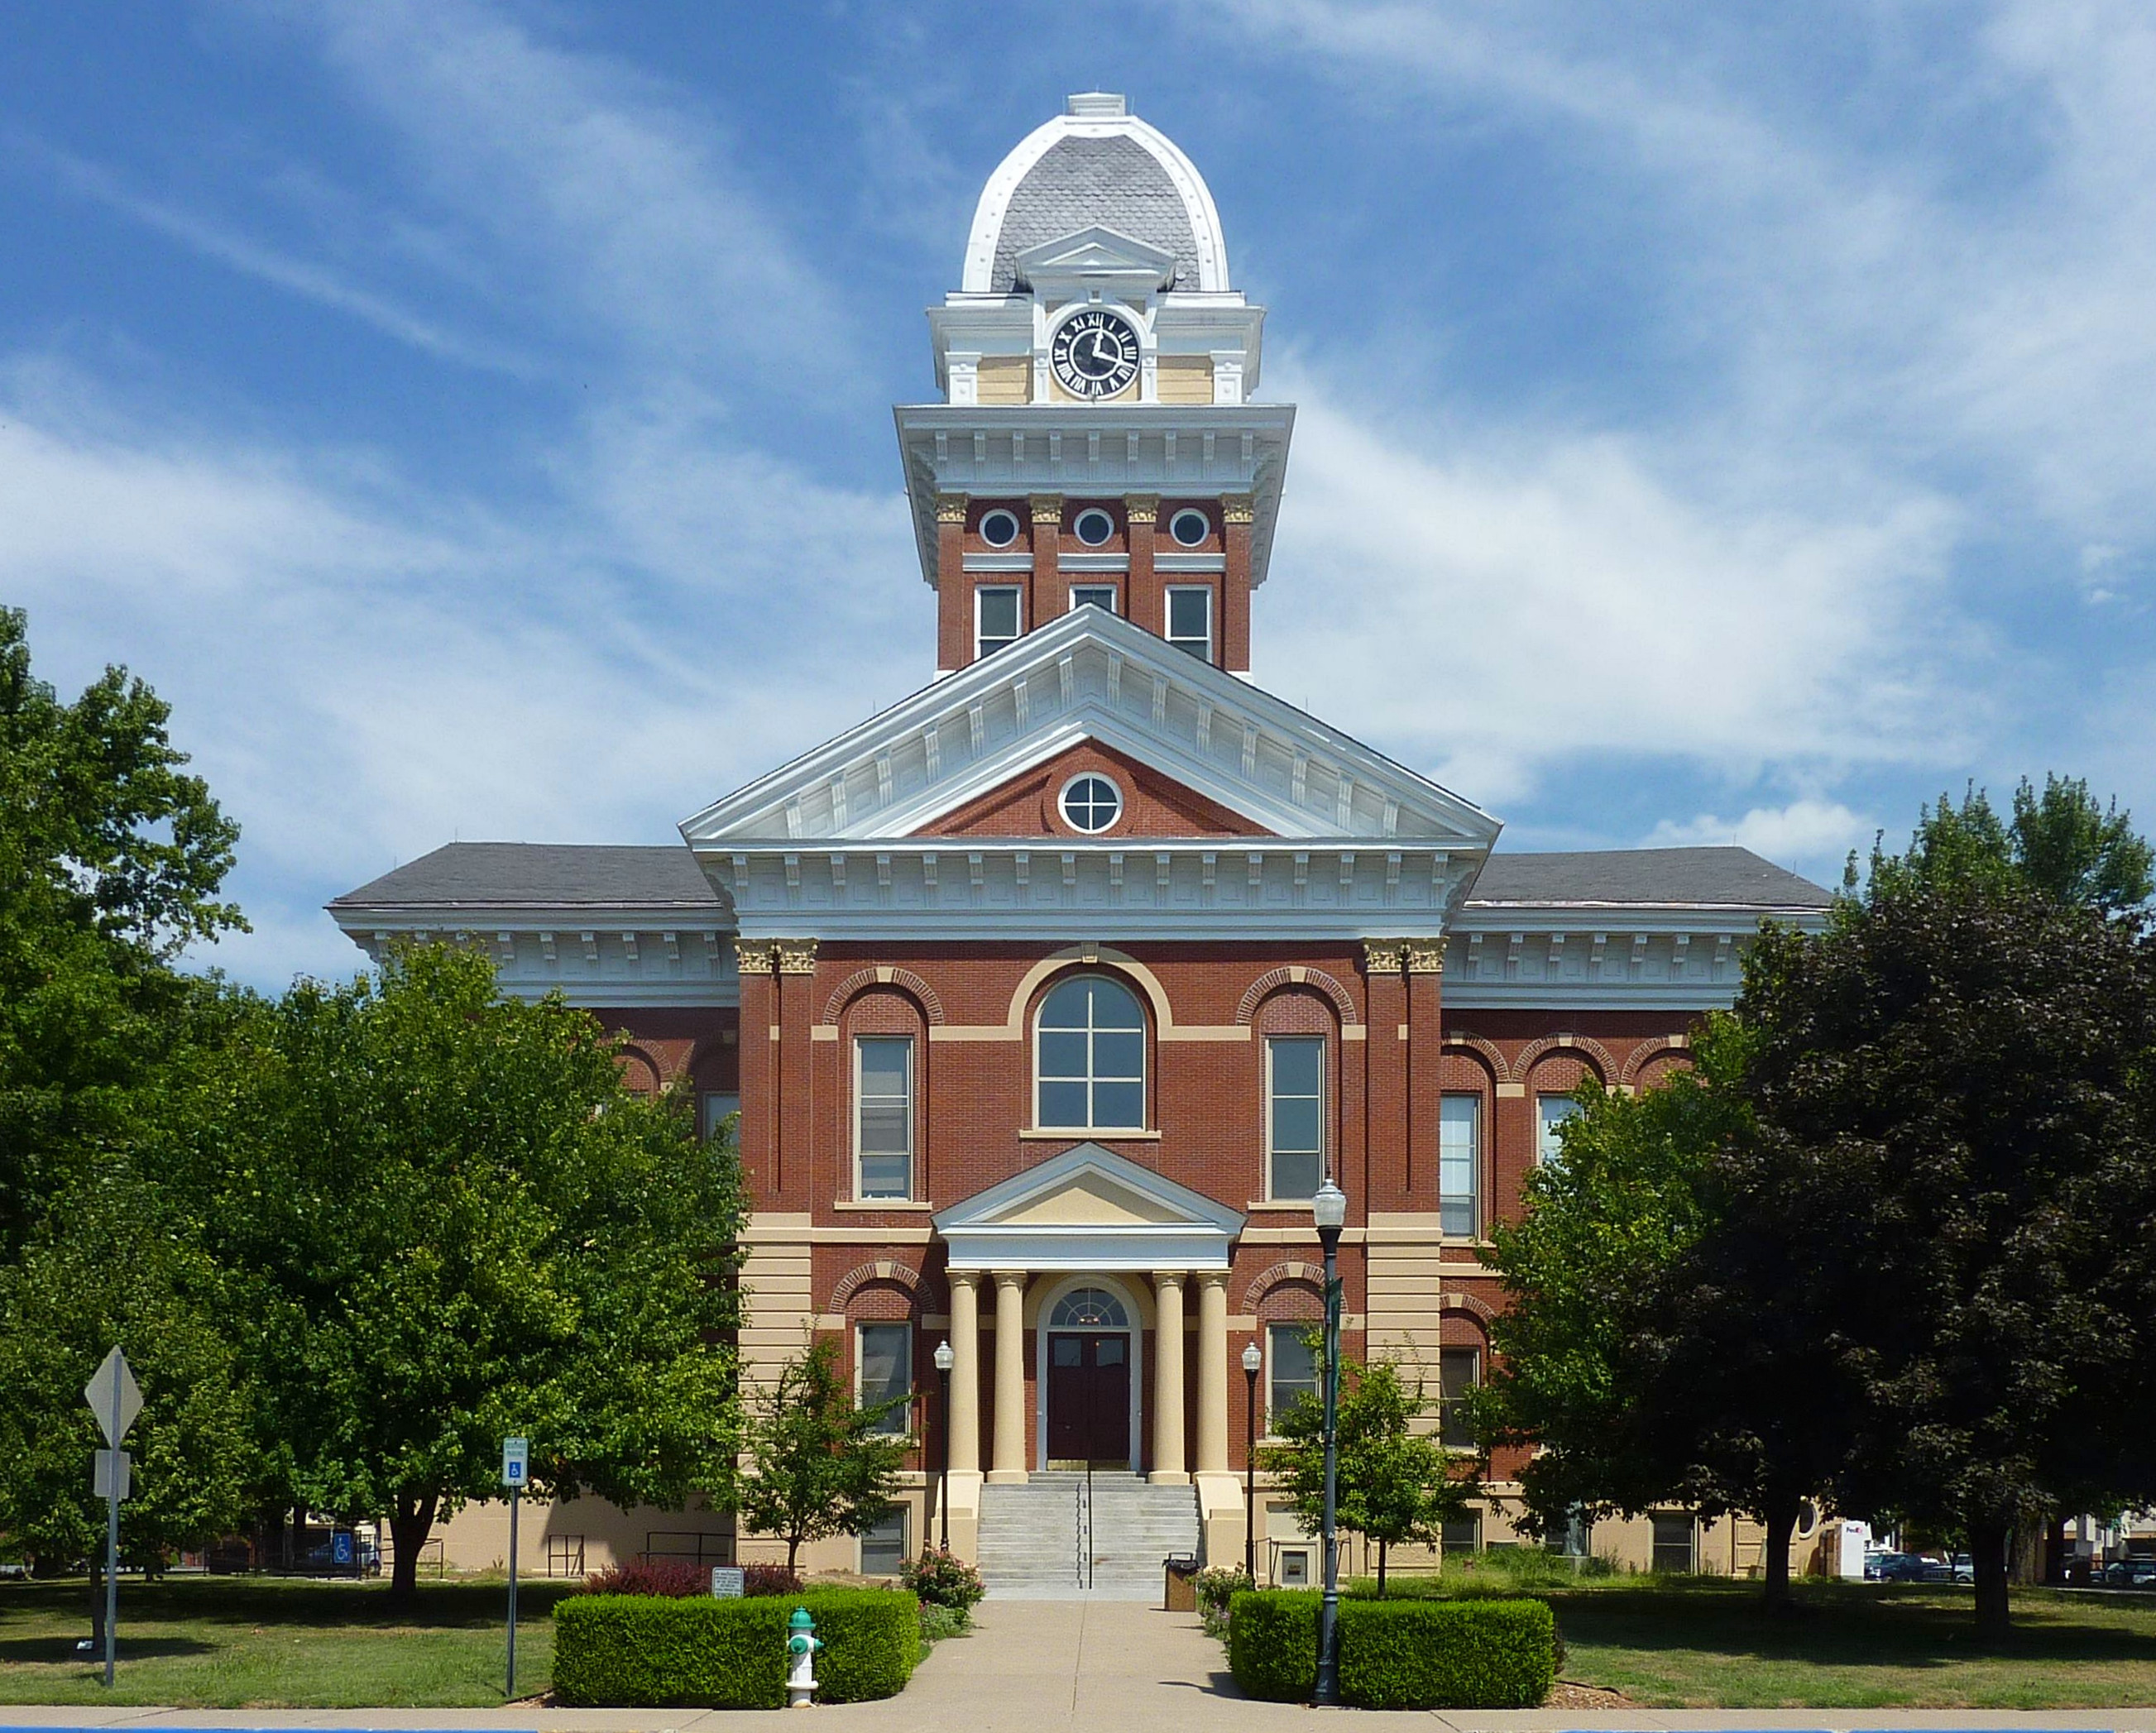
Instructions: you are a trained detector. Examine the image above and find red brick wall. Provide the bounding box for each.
[936,740,1269,839]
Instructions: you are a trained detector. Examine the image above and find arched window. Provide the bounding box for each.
[1036,974,1146,1129]
[1048,1286,1129,1328]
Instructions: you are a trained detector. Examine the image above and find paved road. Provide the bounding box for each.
[3,1598,2152,1732]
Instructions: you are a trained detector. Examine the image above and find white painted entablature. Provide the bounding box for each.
[933,1143,1246,1273]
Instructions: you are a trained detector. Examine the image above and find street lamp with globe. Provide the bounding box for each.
[1241,1338,1263,1580]
[932,1338,955,1550]
[1311,1178,1348,1705]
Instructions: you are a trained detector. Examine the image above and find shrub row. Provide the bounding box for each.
[1225,1590,1556,1709]
[553,1587,919,1707]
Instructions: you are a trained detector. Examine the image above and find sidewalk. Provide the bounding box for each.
[3,1600,2153,1733]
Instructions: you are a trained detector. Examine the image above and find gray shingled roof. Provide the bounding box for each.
[1464,848,1833,910]
[330,844,722,912]
[333,841,1828,917]
[993,135,1200,293]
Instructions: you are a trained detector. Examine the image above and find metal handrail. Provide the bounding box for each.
[1078,1463,1094,1591]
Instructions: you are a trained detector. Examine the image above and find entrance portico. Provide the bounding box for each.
[932,1146,1245,1486]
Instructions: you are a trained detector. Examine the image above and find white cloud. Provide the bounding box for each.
[1644,800,1871,882]
[1253,382,1968,805]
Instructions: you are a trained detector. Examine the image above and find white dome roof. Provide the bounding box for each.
[962,94,1230,295]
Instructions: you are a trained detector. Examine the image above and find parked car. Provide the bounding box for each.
[2102,1558,2156,1589]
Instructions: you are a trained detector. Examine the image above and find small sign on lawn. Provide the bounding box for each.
[711,1567,745,1598]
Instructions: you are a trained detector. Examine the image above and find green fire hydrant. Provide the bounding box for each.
[786,1604,822,1708]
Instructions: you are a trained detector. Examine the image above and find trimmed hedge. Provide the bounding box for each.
[1226,1590,1555,1709]
[553,1588,919,1707]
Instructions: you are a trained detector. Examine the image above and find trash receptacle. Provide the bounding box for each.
[1163,1553,1199,1611]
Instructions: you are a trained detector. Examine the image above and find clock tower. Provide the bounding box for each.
[895,93,1292,678]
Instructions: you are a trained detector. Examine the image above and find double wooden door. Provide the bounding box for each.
[1046,1332,1130,1467]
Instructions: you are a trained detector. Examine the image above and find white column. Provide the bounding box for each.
[989,1271,1028,1483]
[1152,1271,1187,1484]
[949,1271,980,1475]
[1196,1270,1229,1474]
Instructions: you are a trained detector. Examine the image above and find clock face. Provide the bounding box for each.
[1050,308,1142,400]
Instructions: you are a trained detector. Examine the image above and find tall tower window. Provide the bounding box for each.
[1070,583,1117,614]
[1266,1036,1324,1200]
[1440,1094,1480,1238]
[1169,509,1210,548]
[855,1036,914,1199]
[1071,507,1115,547]
[976,586,1022,659]
[1166,586,1213,659]
[979,509,1021,548]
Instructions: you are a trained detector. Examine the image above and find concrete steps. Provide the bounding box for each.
[978,1472,1200,1600]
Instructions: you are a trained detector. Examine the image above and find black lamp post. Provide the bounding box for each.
[933,1338,955,1551]
[1311,1178,1348,1706]
[1241,1338,1262,1581]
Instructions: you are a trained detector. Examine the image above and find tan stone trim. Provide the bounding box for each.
[1403,939,1445,974]
[1124,494,1159,524]
[732,940,776,974]
[1028,494,1063,524]
[831,1199,936,1211]
[823,966,946,1025]
[1220,494,1256,526]
[811,1026,840,1041]
[935,494,969,524]
[1234,965,1361,1028]
[1018,1127,1162,1141]
[773,938,818,975]
[1362,939,1406,976]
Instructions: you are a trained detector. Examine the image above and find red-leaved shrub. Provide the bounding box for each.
[742,1563,803,1597]
[582,1558,710,1597]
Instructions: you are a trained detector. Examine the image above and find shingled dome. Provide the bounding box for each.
[963,93,1229,294]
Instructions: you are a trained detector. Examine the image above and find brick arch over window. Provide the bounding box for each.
[823,967,946,1027]
[1243,1260,1325,1314]
[1442,1033,1512,1084]
[1513,1032,1620,1083]
[1236,966,1359,1028]
[1621,1035,1694,1087]
[1439,1290,1499,1325]
[617,1045,662,1097]
[828,1259,930,1313]
[1001,944,1175,1036]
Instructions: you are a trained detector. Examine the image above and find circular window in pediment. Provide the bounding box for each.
[979,508,1021,548]
[1050,1286,1130,1328]
[1059,773,1124,834]
[1169,508,1210,547]
[1071,507,1116,547]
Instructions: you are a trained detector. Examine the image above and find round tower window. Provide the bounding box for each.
[1169,508,1210,548]
[1059,773,1124,834]
[979,508,1021,548]
[1071,507,1115,547]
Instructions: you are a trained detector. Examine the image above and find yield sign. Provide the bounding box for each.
[85,1347,142,1448]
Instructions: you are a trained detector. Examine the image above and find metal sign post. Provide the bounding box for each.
[501,1437,528,1699]
[84,1347,142,1689]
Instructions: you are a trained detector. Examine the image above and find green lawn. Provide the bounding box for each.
[1547,1578,2156,1708]
[0,1575,571,1707]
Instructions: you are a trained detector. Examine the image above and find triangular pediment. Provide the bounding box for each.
[678,608,1500,852]
[945,1146,1242,1232]
[1014,224,1176,289]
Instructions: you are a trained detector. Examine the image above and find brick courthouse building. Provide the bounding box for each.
[333,97,1832,1588]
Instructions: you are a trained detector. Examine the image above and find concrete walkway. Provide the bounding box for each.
[2,1600,2153,1732]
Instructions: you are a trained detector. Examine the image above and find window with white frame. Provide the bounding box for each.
[1035,974,1146,1129]
[1165,585,1213,659]
[1441,1508,1483,1554]
[1267,1322,1319,1431]
[975,586,1021,659]
[1536,1093,1582,1167]
[1267,1036,1324,1200]
[857,1323,913,1435]
[1440,1094,1480,1238]
[855,1036,913,1199]
[860,1507,908,1574]
[1651,1512,1698,1573]
[1439,1346,1481,1448]
[1069,582,1118,614]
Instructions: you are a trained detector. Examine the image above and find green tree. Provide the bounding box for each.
[1860,774,2154,917]
[1735,873,2156,1639]
[209,943,744,1597]
[0,1167,256,1574]
[0,604,243,1252]
[735,1337,911,1573]
[1260,1350,1471,1592]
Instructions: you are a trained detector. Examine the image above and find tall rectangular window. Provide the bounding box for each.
[1536,1094,1581,1167]
[975,586,1021,658]
[1440,1094,1481,1238]
[860,1507,908,1574]
[1267,1324,1319,1431]
[1267,1036,1324,1200]
[857,1323,913,1436]
[1069,582,1118,614]
[1166,585,1213,658]
[1440,1510,1482,1555]
[855,1037,913,1199]
[1439,1346,1481,1448]
[698,1092,740,1143]
[1651,1513,1698,1574]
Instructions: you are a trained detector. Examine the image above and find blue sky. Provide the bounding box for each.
[4,2,2153,990]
